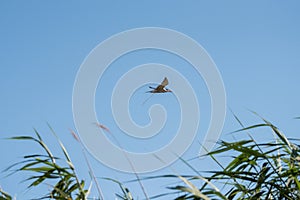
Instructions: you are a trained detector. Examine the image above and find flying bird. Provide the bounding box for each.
[142,77,172,105]
[147,77,172,93]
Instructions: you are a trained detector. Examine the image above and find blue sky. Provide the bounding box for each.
[1,1,300,199]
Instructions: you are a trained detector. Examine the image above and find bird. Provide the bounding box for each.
[147,77,172,93]
[142,77,172,105]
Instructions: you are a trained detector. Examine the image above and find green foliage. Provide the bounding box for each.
[0,188,12,200]
[102,178,133,200]
[5,129,92,200]
[158,118,300,200]
[2,116,300,200]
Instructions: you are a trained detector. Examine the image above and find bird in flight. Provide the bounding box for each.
[147,77,172,93]
[143,77,172,105]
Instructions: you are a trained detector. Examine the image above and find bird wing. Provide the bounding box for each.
[160,77,169,87]
[155,85,164,91]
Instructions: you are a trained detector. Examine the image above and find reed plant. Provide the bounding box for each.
[1,115,300,199]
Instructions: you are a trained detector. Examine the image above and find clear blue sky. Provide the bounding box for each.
[1,1,300,199]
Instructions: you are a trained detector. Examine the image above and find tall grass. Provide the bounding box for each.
[2,115,300,199]
[4,128,94,200]
[149,116,300,200]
